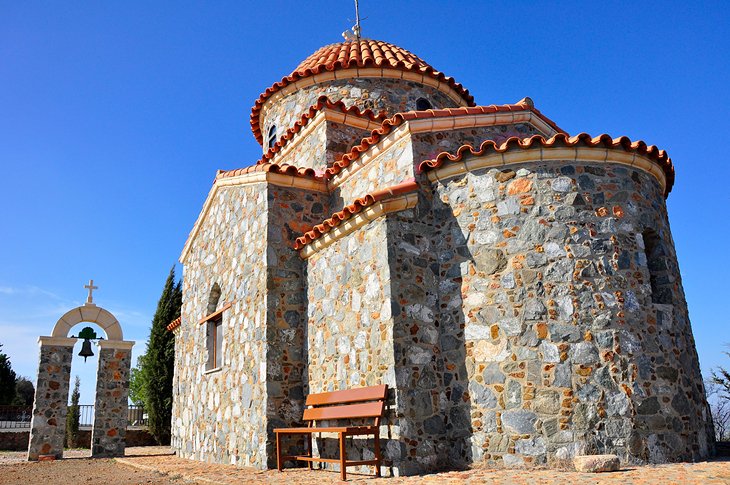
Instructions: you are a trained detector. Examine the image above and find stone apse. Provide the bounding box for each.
[28,282,135,460]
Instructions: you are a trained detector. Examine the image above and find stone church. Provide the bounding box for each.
[167,38,714,474]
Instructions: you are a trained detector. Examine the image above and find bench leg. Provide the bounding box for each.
[307,433,313,470]
[374,430,381,477]
[276,432,282,471]
[339,432,347,481]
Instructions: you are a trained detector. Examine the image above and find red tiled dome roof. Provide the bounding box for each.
[250,39,475,144]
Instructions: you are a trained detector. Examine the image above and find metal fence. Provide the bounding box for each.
[0,404,147,429]
[77,404,94,427]
[0,405,32,429]
[127,405,147,427]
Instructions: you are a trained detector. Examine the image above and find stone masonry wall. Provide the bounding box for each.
[411,123,544,163]
[325,122,371,169]
[173,184,270,467]
[332,127,414,210]
[27,343,73,460]
[274,121,327,170]
[430,160,711,466]
[305,218,400,474]
[173,182,329,469]
[261,78,458,152]
[265,185,329,466]
[384,199,475,474]
[273,120,370,173]
[332,122,543,212]
[91,346,131,457]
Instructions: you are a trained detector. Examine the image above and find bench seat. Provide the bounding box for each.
[273,426,377,434]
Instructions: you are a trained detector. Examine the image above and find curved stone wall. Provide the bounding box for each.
[259,78,459,151]
[428,158,711,466]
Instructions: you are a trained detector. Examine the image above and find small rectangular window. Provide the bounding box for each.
[206,316,223,371]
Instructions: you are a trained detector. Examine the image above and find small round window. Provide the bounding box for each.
[267,125,277,149]
[416,98,432,111]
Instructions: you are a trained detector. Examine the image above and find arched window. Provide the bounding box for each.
[267,125,277,149]
[416,97,432,111]
[207,283,221,314]
[205,283,224,370]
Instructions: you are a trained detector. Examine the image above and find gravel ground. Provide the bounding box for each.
[0,447,728,485]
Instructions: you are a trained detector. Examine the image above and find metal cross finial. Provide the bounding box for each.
[84,279,98,304]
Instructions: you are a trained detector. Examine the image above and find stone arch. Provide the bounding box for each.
[28,301,134,461]
[52,304,123,341]
[207,283,222,314]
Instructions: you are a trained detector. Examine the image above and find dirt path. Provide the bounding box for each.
[0,447,187,485]
[0,447,728,485]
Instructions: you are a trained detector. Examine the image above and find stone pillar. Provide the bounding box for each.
[91,340,134,457]
[27,336,76,461]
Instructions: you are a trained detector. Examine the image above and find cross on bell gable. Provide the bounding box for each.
[84,279,98,304]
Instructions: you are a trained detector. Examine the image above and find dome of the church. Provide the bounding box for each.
[250,39,475,144]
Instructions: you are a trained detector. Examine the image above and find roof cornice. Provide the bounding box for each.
[419,133,675,197]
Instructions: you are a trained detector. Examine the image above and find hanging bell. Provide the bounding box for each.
[78,339,94,362]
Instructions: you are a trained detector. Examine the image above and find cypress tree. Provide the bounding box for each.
[65,376,80,448]
[143,266,182,445]
[0,344,17,405]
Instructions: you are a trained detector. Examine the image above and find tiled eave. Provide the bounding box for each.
[325,99,564,189]
[258,96,388,167]
[167,316,181,332]
[179,165,328,264]
[419,133,675,197]
[295,179,419,258]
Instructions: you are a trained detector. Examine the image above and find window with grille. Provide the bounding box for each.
[267,125,277,149]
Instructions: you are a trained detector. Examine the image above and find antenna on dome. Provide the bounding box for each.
[354,0,361,41]
[343,0,365,41]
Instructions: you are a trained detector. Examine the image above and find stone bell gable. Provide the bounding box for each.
[170,38,713,475]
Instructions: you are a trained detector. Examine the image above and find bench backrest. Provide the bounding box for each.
[303,384,387,422]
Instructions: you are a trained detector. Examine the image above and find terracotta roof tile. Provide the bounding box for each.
[256,95,388,166]
[294,178,418,250]
[325,101,563,179]
[251,40,475,144]
[166,316,181,332]
[216,162,324,181]
[418,133,675,196]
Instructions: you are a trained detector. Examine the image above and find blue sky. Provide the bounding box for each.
[1,1,728,404]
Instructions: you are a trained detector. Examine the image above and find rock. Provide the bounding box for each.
[573,454,620,473]
[505,380,522,409]
[540,341,560,363]
[570,342,599,364]
[482,362,505,384]
[637,396,660,415]
[469,381,498,408]
[495,169,516,182]
[465,324,491,340]
[499,317,522,336]
[502,453,524,467]
[501,409,537,434]
[497,197,520,216]
[474,248,507,274]
[524,299,546,320]
[423,415,446,435]
[501,272,515,289]
[515,436,546,456]
[552,176,573,192]
[533,389,561,414]
[566,192,586,206]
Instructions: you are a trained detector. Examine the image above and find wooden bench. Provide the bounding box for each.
[274,384,387,480]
